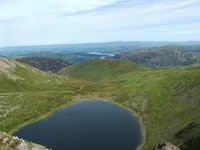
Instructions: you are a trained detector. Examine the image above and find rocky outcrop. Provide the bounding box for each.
[155,142,180,150]
[0,132,49,150]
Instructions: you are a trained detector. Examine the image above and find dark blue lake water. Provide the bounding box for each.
[14,100,141,150]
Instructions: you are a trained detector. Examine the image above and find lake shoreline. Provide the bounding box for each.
[9,97,146,150]
[9,98,81,135]
[101,99,145,150]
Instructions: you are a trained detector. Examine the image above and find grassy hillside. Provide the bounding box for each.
[0,58,75,92]
[59,59,146,80]
[113,66,200,150]
[0,58,87,133]
[1,58,200,150]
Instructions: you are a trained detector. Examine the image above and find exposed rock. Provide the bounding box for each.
[0,58,16,75]
[155,142,180,150]
[0,131,49,150]
[14,140,29,150]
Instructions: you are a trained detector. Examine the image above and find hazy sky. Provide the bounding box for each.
[0,0,200,47]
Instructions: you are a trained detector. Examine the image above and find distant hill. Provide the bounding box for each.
[59,59,146,80]
[1,41,200,57]
[116,48,199,67]
[16,57,71,73]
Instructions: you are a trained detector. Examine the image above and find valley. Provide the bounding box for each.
[0,57,200,150]
[1,0,200,148]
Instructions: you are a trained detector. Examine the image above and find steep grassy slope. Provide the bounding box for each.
[60,59,200,150]
[0,58,79,92]
[59,59,145,80]
[0,58,88,133]
[113,67,200,150]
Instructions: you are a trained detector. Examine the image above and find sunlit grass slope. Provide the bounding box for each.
[0,58,86,133]
[59,59,146,80]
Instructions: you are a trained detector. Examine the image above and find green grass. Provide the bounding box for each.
[59,59,146,80]
[113,68,200,150]
[1,58,200,150]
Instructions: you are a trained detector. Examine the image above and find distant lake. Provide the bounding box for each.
[88,52,115,57]
[14,100,141,150]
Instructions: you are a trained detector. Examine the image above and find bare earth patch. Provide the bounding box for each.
[0,58,16,74]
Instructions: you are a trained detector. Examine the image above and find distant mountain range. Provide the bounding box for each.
[1,41,200,57]
[1,41,200,66]
[115,48,200,68]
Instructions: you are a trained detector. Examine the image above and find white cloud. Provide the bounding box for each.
[0,0,200,46]
[0,0,120,20]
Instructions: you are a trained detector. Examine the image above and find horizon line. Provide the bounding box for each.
[1,40,200,48]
